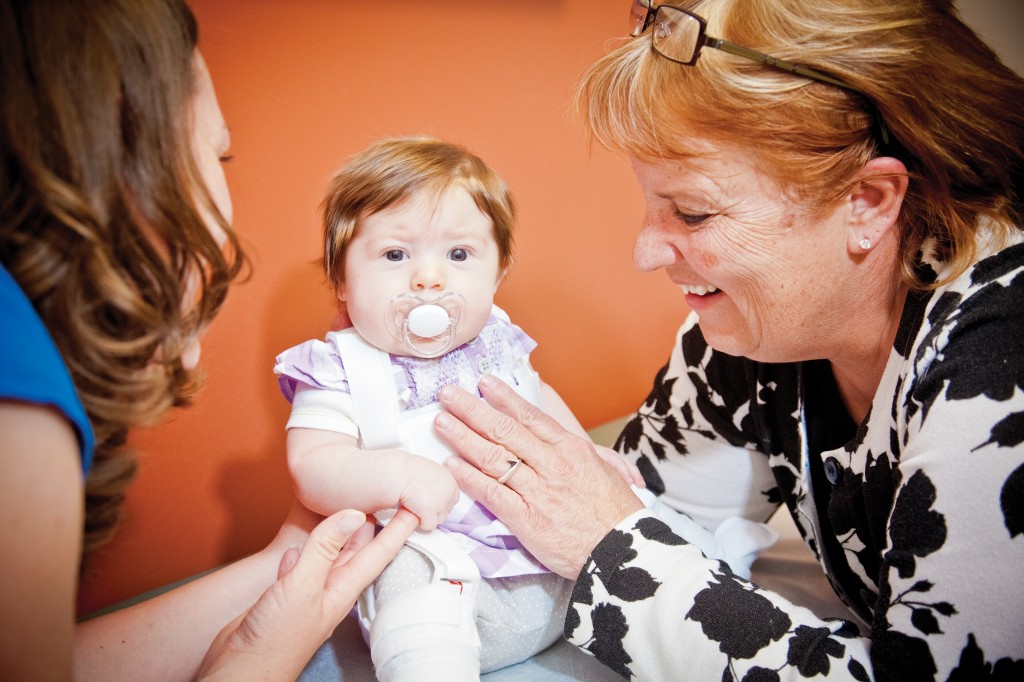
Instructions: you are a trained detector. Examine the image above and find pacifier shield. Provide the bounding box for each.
[385,292,466,358]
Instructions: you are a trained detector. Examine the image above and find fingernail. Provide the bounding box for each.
[439,385,454,402]
[335,509,365,535]
[478,374,497,390]
[444,456,461,470]
[435,412,453,429]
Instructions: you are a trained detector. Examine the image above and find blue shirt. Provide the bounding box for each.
[0,262,94,472]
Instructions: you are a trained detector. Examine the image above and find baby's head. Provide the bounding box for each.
[321,136,516,357]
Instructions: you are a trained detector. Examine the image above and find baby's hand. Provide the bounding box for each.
[594,444,645,489]
[396,457,460,531]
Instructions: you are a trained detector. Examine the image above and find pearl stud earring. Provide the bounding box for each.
[859,238,872,250]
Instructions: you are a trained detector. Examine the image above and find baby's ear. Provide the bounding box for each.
[330,288,352,330]
[495,261,512,288]
[329,308,352,331]
[845,156,908,254]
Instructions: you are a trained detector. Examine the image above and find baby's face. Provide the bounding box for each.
[339,186,505,357]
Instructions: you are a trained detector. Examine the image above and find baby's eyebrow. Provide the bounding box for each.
[442,228,491,241]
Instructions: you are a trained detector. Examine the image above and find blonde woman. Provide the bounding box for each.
[437,0,1024,679]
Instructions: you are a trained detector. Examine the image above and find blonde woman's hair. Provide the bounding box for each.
[0,0,247,562]
[575,0,1024,289]
[321,136,515,295]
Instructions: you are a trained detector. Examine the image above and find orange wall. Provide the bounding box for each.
[76,0,688,614]
[73,0,1024,618]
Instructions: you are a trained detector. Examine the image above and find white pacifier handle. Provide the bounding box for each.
[407,305,451,338]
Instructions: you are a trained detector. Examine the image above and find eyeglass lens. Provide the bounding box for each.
[654,8,701,63]
[628,3,703,64]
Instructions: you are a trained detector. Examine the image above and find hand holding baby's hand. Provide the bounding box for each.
[397,458,460,531]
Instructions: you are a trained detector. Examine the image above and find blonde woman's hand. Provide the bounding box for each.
[436,376,644,578]
[593,444,646,489]
[197,507,417,681]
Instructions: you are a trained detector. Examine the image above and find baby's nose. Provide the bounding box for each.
[412,261,446,290]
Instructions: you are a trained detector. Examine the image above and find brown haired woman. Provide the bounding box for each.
[0,1,414,678]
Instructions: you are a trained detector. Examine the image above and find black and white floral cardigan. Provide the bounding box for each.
[565,234,1024,681]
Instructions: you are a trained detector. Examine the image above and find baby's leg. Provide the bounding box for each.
[372,544,433,603]
[477,572,574,673]
[365,544,481,682]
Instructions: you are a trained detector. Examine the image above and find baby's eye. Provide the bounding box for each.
[448,248,469,262]
[385,249,407,262]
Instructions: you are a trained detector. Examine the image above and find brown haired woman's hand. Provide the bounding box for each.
[196,507,416,681]
[436,376,644,578]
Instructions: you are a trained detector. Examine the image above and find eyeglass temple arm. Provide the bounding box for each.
[707,37,891,145]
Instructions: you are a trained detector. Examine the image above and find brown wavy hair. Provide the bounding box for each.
[0,0,247,562]
[575,0,1024,289]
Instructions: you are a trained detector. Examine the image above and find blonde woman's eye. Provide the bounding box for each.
[674,209,710,227]
[449,248,469,262]
[385,249,406,262]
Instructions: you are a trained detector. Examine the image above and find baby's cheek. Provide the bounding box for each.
[460,308,492,342]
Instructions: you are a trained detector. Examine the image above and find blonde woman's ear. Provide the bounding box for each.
[845,156,908,254]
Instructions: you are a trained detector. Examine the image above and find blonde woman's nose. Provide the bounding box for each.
[632,222,679,272]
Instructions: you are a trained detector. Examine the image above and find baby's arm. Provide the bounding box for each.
[539,382,645,488]
[286,427,459,531]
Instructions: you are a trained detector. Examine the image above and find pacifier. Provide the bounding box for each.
[386,292,465,358]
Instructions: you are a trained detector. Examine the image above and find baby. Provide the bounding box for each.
[274,137,644,680]
[274,136,772,680]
